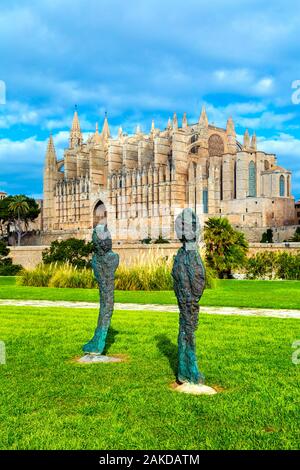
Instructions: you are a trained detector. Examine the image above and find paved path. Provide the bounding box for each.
[0,299,299,319]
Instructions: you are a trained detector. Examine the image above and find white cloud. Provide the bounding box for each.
[213,69,275,97]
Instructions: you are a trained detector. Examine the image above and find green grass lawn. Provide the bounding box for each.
[0,306,299,450]
[1,277,300,309]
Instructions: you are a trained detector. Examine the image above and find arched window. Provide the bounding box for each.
[203,189,208,214]
[220,163,223,201]
[280,175,285,197]
[168,152,173,181]
[248,161,257,197]
[264,160,270,171]
[287,175,291,197]
[233,160,237,199]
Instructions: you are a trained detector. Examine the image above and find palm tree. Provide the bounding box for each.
[8,196,30,246]
[204,217,248,278]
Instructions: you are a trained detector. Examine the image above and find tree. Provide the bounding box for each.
[0,195,40,246]
[261,229,273,243]
[204,217,249,278]
[42,238,94,268]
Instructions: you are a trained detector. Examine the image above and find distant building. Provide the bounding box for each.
[43,107,297,243]
[0,191,7,200]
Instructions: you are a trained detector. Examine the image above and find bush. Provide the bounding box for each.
[290,227,300,242]
[49,265,97,289]
[246,251,300,280]
[19,251,216,291]
[115,256,173,291]
[18,263,57,287]
[153,236,170,244]
[261,229,274,243]
[0,261,22,276]
[42,238,93,268]
[246,252,278,279]
[275,252,300,280]
[0,240,22,276]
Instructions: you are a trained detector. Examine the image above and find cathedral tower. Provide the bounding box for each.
[43,134,57,231]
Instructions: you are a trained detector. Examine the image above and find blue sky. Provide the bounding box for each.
[0,0,300,200]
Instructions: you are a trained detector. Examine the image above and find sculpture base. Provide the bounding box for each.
[78,354,123,364]
[172,382,217,396]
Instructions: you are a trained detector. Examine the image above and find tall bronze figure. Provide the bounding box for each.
[83,224,119,355]
[172,208,206,385]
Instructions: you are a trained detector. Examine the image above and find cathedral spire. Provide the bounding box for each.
[45,133,57,168]
[167,117,172,130]
[173,112,178,130]
[226,117,235,136]
[251,132,257,151]
[151,119,155,133]
[226,117,236,153]
[102,113,111,140]
[199,105,208,128]
[94,122,102,144]
[243,129,250,149]
[70,107,83,148]
[182,112,188,129]
[118,126,123,139]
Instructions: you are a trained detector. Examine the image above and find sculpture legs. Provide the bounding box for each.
[177,300,205,385]
[83,284,114,355]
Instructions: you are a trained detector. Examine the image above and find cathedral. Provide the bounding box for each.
[43,107,296,243]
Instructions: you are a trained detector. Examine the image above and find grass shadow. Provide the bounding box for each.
[155,334,178,377]
[103,327,119,355]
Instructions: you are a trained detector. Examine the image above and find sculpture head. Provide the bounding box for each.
[93,224,112,254]
[175,208,200,246]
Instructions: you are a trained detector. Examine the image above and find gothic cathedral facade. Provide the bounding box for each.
[43,107,296,242]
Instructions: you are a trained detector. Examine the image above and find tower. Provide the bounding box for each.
[251,132,257,151]
[102,113,111,141]
[198,106,209,155]
[69,107,83,148]
[226,117,236,153]
[243,129,250,149]
[43,134,57,230]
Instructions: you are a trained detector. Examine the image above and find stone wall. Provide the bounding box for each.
[9,242,300,270]
[248,242,300,256]
[10,246,48,269]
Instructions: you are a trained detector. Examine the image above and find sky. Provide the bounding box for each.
[0,0,300,200]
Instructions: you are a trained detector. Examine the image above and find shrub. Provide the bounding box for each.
[246,251,300,280]
[261,229,274,243]
[19,250,216,290]
[42,238,93,268]
[246,252,278,279]
[153,236,170,244]
[18,263,57,287]
[0,261,22,276]
[0,240,22,276]
[115,256,173,291]
[290,227,300,242]
[275,252,300,280]
[49,265,97,289]
[141,238,152,245]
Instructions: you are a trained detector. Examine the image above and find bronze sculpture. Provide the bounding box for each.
[83,224,119,355]
[172,208,206,385]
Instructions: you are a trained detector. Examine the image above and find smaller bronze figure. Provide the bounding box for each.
[83,224,119,355]
[172,208,206,385]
